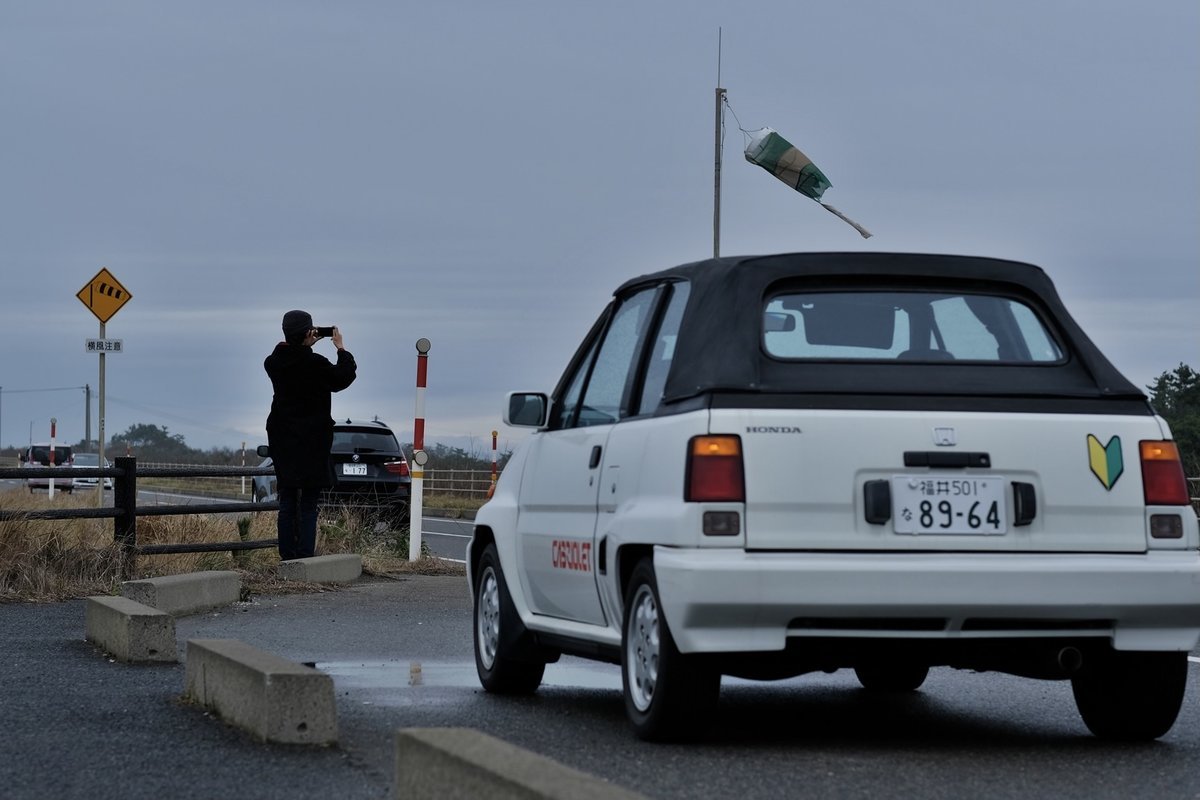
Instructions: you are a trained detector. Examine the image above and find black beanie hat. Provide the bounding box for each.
[282,309,313,343]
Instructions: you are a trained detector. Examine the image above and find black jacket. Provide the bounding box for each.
[264,342,357,489]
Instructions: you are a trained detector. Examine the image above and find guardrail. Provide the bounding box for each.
[422,468,498,497]
[0,457,277,578]
[129,463,502,499]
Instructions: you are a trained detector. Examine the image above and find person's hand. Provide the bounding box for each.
[332,327,345,350]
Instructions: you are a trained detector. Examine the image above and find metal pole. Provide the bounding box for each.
[98,322,107,508]
[714,87,726,259]
[409,337,431,561]
[85,384,91,450]
[713,29,725,259]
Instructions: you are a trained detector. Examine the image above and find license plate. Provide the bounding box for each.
[342,463,368,476]
[892,475,1007,534]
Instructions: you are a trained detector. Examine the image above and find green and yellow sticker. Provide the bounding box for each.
[1087,434,1124,490]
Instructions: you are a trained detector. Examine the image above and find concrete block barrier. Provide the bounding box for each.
[184,639,337,745]
[278,554,361,584]
[122,570,241,616]
[85,596,178,663]
[394,728,648,800]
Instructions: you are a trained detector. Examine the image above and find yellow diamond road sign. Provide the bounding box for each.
[76,268,132,323]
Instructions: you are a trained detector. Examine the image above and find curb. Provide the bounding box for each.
[122,570,241,616]
[394,728,647,799]
[278,554,362,583]
[184,638,338,745]
[85,595,178,663]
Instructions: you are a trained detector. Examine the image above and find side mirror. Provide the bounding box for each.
[764,311,796,332]
[504,392,549,428]
[256,445,270,458]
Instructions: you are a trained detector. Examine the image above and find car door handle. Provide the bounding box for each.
[589,445,602,469]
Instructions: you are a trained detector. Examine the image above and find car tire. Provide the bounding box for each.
[473,543,545,695]
[854,662,929,692]
[1071,650,1186,741]
[622,558,720,741]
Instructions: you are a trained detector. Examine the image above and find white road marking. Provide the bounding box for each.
[422,530,471,540]
[1189,656,1200,665]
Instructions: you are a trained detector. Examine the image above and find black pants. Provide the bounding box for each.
[277,487,321,561]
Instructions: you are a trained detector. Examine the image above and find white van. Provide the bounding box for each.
[22,443,75,493]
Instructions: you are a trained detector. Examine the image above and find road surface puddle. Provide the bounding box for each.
[315,659,622,691]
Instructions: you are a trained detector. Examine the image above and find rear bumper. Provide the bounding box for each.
[322,484,410,504]
[26,478,74,490]
[652,547,1200,653]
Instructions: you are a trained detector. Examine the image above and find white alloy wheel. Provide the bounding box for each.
[472,543,545,694]
[626,583,661,712]
[477,564,501,671]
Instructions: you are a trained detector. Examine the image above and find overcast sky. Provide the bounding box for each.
[2,1,1196,455]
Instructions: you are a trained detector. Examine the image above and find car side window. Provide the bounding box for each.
[574,288,660,428]
[635,281,690,415]
[553,334,602,430]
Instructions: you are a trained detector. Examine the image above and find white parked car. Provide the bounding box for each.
[71,452,113,490]
[468,252,1200,742]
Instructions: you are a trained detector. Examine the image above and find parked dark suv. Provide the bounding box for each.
[254,418,412,519]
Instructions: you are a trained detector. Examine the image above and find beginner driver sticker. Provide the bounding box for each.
[1087,434,1124,491]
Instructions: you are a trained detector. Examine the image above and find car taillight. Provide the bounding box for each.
[384,460,410,477]
[1140,441,1189,505]
[686,435,744,502]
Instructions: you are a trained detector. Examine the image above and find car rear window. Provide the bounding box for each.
[763,290,1063,363]
[28,446,73,465]
[332,430,399,453]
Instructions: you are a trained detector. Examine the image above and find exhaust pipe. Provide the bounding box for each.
[1057,646,1083,674]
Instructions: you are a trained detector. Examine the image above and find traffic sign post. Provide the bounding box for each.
[76,267,132,506]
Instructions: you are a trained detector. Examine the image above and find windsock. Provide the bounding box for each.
[744,127,871,239]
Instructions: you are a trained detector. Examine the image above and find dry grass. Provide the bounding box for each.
[0,488,463,603]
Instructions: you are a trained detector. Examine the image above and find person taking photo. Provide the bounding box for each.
[264,309,357,561]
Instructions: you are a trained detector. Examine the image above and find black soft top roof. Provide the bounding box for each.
[614,252,1144,405]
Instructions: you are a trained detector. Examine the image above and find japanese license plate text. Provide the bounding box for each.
[892,475,1007,534]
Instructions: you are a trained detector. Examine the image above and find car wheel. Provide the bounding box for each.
[854,662,929,692]
[473,543,545,694]
[622,558,719,741]
[1071,650,1186,740]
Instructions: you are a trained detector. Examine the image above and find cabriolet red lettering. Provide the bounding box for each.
[551,539,591,572]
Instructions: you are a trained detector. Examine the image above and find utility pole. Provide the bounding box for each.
[713,29,725,259]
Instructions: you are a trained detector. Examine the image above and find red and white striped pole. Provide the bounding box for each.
[48,417,57,500]
[409,337,431,561]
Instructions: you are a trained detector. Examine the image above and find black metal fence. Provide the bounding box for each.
[0,457,277,578]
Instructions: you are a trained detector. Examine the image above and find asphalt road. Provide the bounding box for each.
[4,575,1200,800]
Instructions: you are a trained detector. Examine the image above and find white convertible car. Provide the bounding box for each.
[468,252,1199,742]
